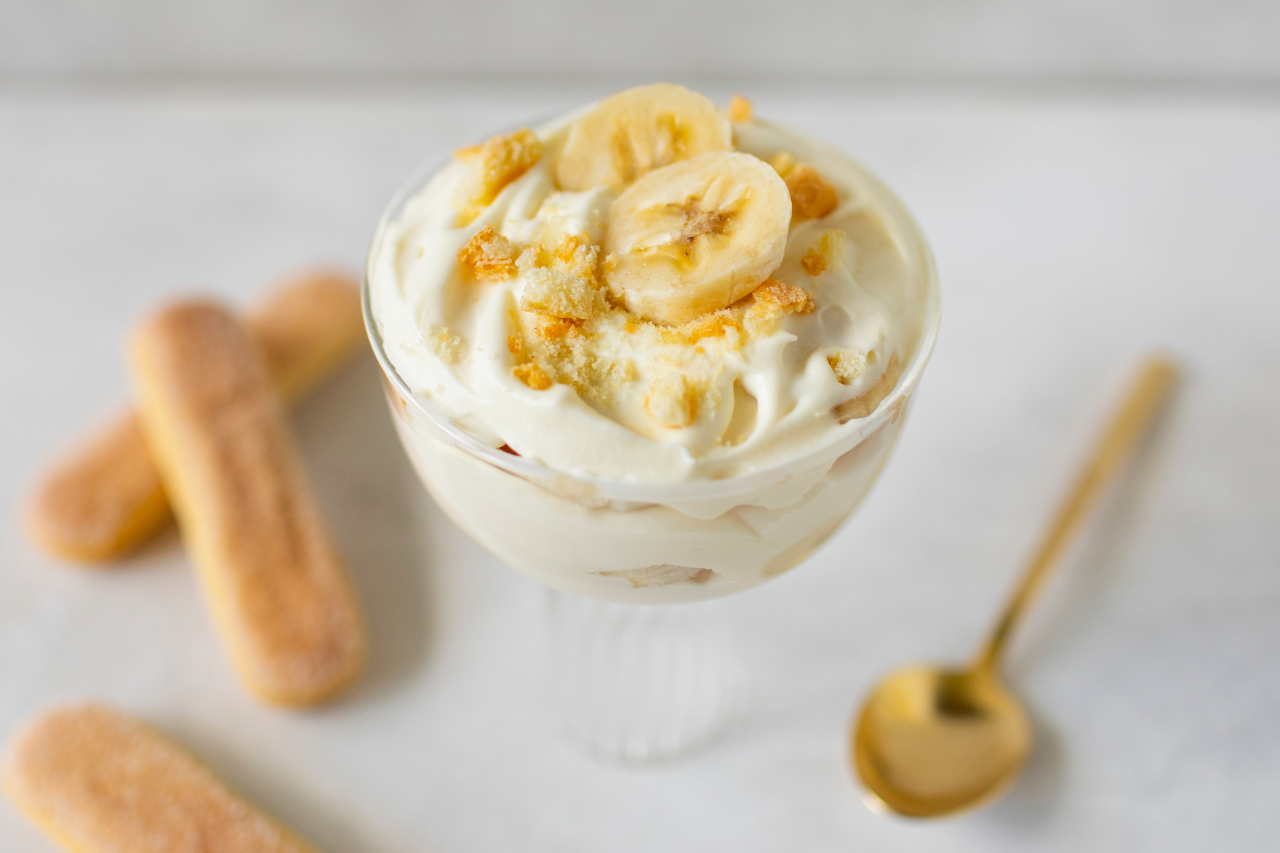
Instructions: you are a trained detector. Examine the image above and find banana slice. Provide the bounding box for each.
[603,151,791,325]
[557,84,733,193]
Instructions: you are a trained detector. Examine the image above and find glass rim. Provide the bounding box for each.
[363,142,942,502]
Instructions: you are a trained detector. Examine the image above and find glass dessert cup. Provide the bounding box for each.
[366,152,940,761]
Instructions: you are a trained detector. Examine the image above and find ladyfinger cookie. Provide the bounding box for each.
[130,301,366,706]
[26,270,364,563]
[2,703,322,853]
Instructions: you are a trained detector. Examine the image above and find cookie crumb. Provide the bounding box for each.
[457,128,542,223]
[827,349,866,384]
[533,316,583,341]
[744,280,815,338]
[801,247,826,276]
[753,279,815,314]
[801,229,846,276]
[427,326,465,363]
[785,164,839,220]
[659,310,741,346]
[728,95,753,122]
[513,362,553,390]
[517,238,603,320]
[458,226,519,280]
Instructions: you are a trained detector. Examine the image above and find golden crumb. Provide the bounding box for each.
[645,373,698,429]
[742,280,814,338]
[507,334,522,355]
[453,144,482,158]
[513,362,553,390]
[659,310,742,346]
[479,128,542,198]
[514,310,633,409]
[769,151,797,178]
[624,315,640,334]
[457,128,542,223]
[785,164,839,220]
[558,235,599,275]
[801,230,847,276]
[553,234,589,264]
[516,240,603,320]
[753,279,816,314]
[801,247,827,276]
[728,95,753,122]
[458,226,519,280]
[826,350,866,384]
[534,316,583,341]
[427,326,465,363]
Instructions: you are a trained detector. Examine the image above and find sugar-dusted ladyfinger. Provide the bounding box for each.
[26,270,364,563]
[2,703,322,853]
[130,300,366,706]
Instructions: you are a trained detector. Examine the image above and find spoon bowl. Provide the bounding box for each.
[853,665,1030,817]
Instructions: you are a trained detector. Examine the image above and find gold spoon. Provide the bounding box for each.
[852,356,1180,818]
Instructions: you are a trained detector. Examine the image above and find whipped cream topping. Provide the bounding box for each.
[370,105,931,483]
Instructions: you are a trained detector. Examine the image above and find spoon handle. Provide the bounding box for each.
[974,356,1180,672]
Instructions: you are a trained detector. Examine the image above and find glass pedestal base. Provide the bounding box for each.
[544,589,746,762]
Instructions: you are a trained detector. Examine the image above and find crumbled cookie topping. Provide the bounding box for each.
[532,315,584,342]
[456,128,542,224]
[727,95,753,122]
[513,362,553,390]
[801,229,847,276]
[743,279,815,338]
[801,247,826,276]
[516,235,604,320]
[659,310,742,346]
[827,349,866,384]
[751,279,816,314]
[427,326,466,363]
[785,164,839,220]
[458,226,519,280]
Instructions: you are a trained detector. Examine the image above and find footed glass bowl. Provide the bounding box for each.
[365,143,939,759]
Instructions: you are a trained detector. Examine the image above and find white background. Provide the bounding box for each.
[1,4,1279,852]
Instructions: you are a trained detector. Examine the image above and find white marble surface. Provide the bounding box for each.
[1,85,1278,851]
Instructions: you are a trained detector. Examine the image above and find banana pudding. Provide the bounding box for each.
[368,84,939,602]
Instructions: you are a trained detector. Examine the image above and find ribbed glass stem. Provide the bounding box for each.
[544,590,745,762]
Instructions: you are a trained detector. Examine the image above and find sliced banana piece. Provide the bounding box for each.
[557,84,732,193]
[603,151,791,325]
